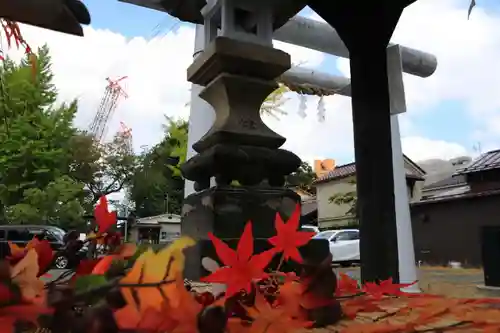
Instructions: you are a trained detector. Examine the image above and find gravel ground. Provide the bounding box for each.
[44,266,493,298]
[337,266,488,298]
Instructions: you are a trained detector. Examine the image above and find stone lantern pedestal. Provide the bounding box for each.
[181,36,328,280]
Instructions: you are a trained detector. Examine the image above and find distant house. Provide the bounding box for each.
[410,149,500,266]
[420,156,472,200]
[314,155,426,230]
[128,213,181,244]
[292,188,318,226]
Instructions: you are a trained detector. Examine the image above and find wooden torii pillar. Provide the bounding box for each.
[307,0,418,283]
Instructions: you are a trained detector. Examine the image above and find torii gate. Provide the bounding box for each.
[118,0,437,285]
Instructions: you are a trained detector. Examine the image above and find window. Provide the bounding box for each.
[335,231,359,241]
[346,230,359,240]
[334,232,351,241]
[7,229,32,242]
[313,231,336,240]
[0,230,5,240]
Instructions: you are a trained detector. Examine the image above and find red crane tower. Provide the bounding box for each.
[119,121,133,153]
[89,76,128,143]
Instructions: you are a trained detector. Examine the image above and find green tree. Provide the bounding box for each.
[329,178,358,226]
[0,46,87,228]
[82,130,138,204]
[129,118,187,217]
[285,161,316,193]
[4,176,86,229]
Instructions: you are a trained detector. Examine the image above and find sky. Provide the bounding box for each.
[4,0,500,166]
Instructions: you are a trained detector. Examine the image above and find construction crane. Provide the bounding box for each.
[88,76,128,143]
[119,121,133,153]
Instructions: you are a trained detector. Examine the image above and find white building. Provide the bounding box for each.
[129,213,181,244]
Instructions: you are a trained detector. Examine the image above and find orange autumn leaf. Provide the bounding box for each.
[8,238,54,277]
[114,302,177,332]
[240,290,311,333]
[340,321,408,333]
[168,275,202,333]
[119,237,195,313]
[341,297,385,319]
[0,303,52,332]
[8,242,24,257]
[10,249,44,301]
[117,243,137,258]
[92,255,119,275]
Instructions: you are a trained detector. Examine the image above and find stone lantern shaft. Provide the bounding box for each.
[181,0,328,279]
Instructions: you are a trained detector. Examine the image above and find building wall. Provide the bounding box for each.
[411,180,424,201]
[317,172,421,229]
[158,223,181,242]
[316,175,356,229]
[410,192,500,267]
[129,214,181,244]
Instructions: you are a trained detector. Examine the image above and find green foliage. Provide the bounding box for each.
[74,274,108,293]
[4,176,85,228]
[164,116,188,178]
[0,45,134,229]
[261,84,290,119]
[129,118,187,217]
[285,161,316,193]
[0,46,89,228]
[84,131,138,204]
[329,178,358,224]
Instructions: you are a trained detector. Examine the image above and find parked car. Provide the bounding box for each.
[300,224,320,234]
[0,225,86,269]
[313,229,360,267]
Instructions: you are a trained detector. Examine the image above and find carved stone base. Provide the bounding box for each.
[180,143,301,190]
[181,186,329,280]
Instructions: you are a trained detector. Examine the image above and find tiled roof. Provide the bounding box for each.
[314,162,356,184]
[301,200,317,216]
[313,155,424,185]
[455,149,500,175]
[422,174,467,191]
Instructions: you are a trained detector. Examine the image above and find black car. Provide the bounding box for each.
[0,225,86,269]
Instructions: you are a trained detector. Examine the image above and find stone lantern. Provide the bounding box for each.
[180,0,328,278]
[201,0,273,47]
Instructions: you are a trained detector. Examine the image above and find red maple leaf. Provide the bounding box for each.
[32,239,54,277]
[336,272,361,296]
[94,196,117,234]
[200,222,276,298]
[268,205,315,263]
[362,278,417,300]
[70,259,101,284]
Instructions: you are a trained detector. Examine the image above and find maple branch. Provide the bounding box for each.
[117,279,176,288]
[45,269,76,287]
[337,292,366,299]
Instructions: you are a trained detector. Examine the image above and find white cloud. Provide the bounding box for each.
[5,22,326,153]
[4,0,500,164]
[401,136,469,162]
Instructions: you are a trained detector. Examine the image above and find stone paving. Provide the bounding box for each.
[45,266,493,298]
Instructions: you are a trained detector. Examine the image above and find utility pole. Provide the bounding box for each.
[164,194,169,214]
